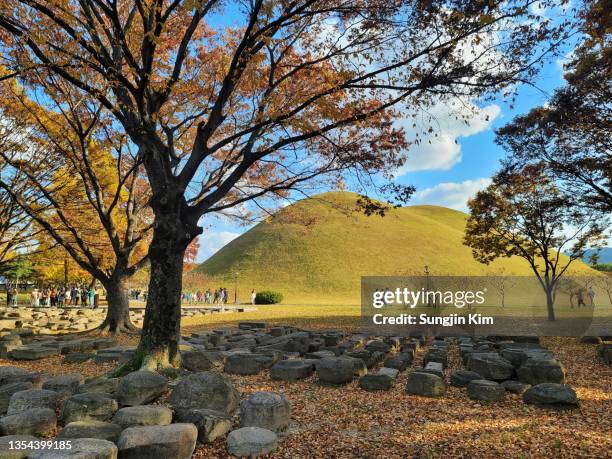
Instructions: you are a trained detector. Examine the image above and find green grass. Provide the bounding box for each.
[191,191,597,304]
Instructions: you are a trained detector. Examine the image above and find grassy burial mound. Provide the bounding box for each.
[192,191,596,304]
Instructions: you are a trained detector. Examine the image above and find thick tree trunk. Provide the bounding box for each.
[97,272,136,335]
[117,217,192,373]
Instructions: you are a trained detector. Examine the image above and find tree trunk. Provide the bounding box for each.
[545,288,556,321]
[98,271,135,335]
[118,218,192,373]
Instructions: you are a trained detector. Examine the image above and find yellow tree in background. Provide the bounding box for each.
[0,75,152,333]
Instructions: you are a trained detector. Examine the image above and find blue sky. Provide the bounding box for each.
[196,52,572,263]
[195,6,577,263]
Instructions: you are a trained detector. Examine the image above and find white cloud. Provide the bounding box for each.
[411,178,492,211]
[196,231,241,262]
[397,103,501,174]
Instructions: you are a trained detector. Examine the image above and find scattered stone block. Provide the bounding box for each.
[29,438,117,459]
[117,371,167,406]
[240,392,290,432]
[501,380,531,394]
[406,371,446,397]
[450,370,483,387]
[523,383,579,408]
[270,360,313,381]
[42,374,83,397]
[468,354,514,381]
[61,393,118,423]
[7,389,57,415]
[317,357,356,385]
[0,408,56,436]
[112,405,173,429]
[175,408,231,443]
[169,371,239,415]
[0,382,33,414]
[117,423,197,459]
[180,350,213,372]
[77,378,120,395]
[467,380,505,401]
[517,358,565,385]
[57,420,123,442]
[226,427,278,457]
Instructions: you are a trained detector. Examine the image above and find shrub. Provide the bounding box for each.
[255,291,283,304]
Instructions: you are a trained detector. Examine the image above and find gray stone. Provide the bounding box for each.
[450,370,483,387]
[406,372,446,397]
[523,383,579,408]
[116,423,197,459]
[0,368,31,386]
[0,435,37,459]
[175,408,231,443]
[358,373,394,391]
[112,405,173,429]
[28,438,117,459]
[77,379,120,395]
[0,408,56,436]
[424,362,445,379]
[0,382,33,414]
[42,374,83,397]
[7,389,57,415]
[61,393,118,423]
[224,353,270,375]
[57,420,122,442]
[226,427,278,457]
[467,380,505,401]
[270,360,313,381]
[169,371,239,415]
[501,380,531,394]
[8,347,59,361]
[116,371,167,407]
[180,350,213,372]
[517,358,565,385]
[468,354,514,381]
[383,353,413,371]
[239,392,290,432]
[423,348,448,368]
[377,367,400,379]
[317,357,355,385]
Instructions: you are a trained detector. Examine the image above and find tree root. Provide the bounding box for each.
[81,317,140,337]
[105,344,181,378]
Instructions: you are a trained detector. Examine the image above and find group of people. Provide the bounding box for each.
[27,285,99,308]
[181,288,230,305]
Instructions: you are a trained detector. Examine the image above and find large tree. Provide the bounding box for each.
[495,1,611,211]
[0,0,572,370]
[464,163,608,321]
[0,79,152,334]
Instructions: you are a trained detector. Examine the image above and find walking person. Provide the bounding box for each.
[251,289,256,305]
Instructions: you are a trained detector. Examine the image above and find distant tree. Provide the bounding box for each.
[0,0,572,370]
[488,268,517,308]
[464,164,608,321]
